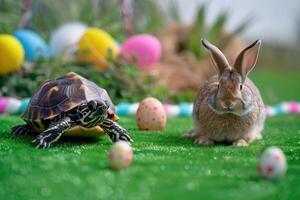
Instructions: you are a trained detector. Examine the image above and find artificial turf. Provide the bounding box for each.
[0,115,299,200]
[1,68,300,200]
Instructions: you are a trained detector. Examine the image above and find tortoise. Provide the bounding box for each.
[11,72,132,148]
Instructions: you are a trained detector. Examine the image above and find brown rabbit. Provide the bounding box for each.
[186,39,265,146]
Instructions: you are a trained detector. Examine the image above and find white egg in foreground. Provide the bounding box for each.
[257,146,287,180]
[108,141,133,170]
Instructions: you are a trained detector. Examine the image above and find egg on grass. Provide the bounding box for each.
[108,141,133,170]
[257,146,287,180]
[136,97,167,131]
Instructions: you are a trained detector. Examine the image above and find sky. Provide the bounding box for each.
[158,0,300,47]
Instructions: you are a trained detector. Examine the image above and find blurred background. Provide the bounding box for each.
[0,0,299,110]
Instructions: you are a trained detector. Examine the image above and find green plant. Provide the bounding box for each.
[0,56,167,103]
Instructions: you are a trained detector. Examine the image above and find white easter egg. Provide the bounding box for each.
[257,146,287,180]
[136,97,167,131]
[108,141,133,170]
[50,22,87,56]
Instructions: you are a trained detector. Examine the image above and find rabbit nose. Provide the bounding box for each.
[221,101,236,110]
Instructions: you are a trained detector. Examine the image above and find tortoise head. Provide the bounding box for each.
[78,100,109,127]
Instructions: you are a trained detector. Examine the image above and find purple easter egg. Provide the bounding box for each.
[120,34,161,70]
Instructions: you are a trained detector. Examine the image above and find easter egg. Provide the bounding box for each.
[257,146,287,180]
[108,141,133,170]
[4,97,22,114]
[77,28,118,70]
[120,34,161,70]
[136,97,167,131]
[13,29,49,61]
[50,22,87,56]
[0,34,24,75]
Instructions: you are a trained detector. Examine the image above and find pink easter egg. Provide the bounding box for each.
[120,34,161,70]
[0,97,9,113]
[136,97,167,131]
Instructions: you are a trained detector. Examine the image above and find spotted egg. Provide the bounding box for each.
[257,146,287,180]
[136,97,167,131]
[108,141,133,170]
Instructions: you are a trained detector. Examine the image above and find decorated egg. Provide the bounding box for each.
[120,34,161,70]
[0,97,22,114]
[50,22,87,56]
[257,146,287,180]
[136,97,167,131]
[0,34,24,75]
[108,141,133,170]
[77,28,118,70]
[13,29,49,61]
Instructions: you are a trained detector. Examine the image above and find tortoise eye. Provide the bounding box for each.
[88,100,97,110]
[240,84,243,90]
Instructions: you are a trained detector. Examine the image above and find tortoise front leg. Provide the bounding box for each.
[100,119,132,142]
[11,124,36,136]
[33,117,73,148]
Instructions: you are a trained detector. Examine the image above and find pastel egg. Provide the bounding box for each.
[108,141,133,170]
[77,28,118,70]
[257,146,287,180]
[13,29,49,61]
[136,97,167,131]
[50,22,87,56]
[120,34,161,70]
[0,34,24,75]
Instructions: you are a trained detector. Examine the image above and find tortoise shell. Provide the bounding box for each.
[22,72,117,121]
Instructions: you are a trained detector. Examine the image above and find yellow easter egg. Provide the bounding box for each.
[77,28,118,70]
[0,34,24,75]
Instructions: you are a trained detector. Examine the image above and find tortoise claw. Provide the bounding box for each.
[11,125,29,136]
[32,135,52,149]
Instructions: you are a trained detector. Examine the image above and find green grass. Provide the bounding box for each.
[1,68,300,200]
[0,115,300,200]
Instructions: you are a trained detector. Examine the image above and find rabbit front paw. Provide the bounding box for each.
[184,130,197,139]
[195,137,214,145]
[232,139,249,147]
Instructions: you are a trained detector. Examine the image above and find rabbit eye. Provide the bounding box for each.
[240,84,243,90]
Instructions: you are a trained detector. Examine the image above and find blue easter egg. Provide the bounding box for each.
[18,98,30,113]
[179,103,193,117]
[116,103,131,116]
[13,29,49,61]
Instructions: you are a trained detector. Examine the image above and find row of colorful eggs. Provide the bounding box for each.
[0,22,161,75]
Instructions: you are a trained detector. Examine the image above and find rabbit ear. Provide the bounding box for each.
[201,39,230,75]
[234,40,261,82]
